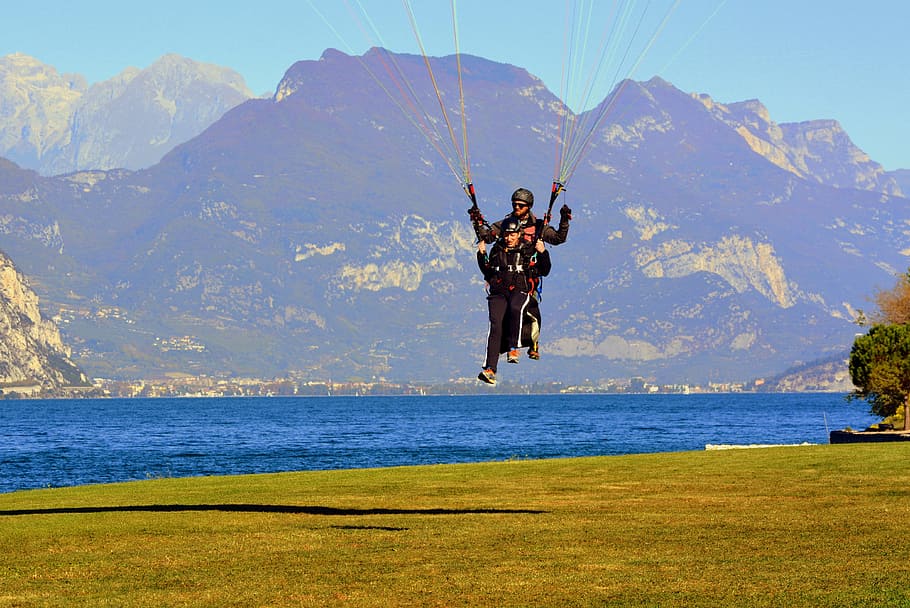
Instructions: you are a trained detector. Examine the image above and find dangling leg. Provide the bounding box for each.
[506,289,531,363]
[526,294,541,359]
[481,293,507,382]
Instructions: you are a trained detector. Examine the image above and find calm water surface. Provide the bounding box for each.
[0,393,876,493]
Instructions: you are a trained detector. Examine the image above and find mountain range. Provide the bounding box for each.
[0,53,253,175]
[0,49,907,385]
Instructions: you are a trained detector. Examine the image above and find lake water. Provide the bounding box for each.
[0,393,877,494]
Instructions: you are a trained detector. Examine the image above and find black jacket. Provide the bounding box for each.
[480,211,569,246]
[477,240,551,294]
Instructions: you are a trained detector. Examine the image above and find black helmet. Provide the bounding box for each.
[502,219,521,234]
[511,187,534,208]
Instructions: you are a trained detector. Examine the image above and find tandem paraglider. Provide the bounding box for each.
[306,0,722,382]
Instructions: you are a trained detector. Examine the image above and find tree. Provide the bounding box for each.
[849,323,910,427]
[870,271,910,325]
[850,269,910,429]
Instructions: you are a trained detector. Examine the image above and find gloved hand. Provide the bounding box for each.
[560,204,572,221]
[468,206,484,225]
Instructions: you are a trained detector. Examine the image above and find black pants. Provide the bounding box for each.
[498,295,540,356]
[484,288,531,372]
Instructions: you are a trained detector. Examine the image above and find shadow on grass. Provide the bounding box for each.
[0,504,548,517]
[330,525,410,531]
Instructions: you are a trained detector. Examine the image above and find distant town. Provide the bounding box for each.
[0,371,851,400]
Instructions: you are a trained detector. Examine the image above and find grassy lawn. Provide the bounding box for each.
[1,444,910,607]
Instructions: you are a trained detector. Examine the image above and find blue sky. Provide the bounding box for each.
[4,1,908,170]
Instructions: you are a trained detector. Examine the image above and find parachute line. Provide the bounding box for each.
[656,0,728,74]
[306,0,722,204]
[305,0,473,194]
[450,0,472,185]
[553,0,683,187]
[402,0,471,187]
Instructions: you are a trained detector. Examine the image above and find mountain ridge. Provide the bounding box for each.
[0,49,907,384]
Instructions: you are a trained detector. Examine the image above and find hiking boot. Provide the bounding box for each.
[507,350,520,364]
[478,368,496,385]
[528,348,540,360]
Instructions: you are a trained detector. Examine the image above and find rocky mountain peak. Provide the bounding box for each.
[276,48,366,102]
[0,52,85,87]
[142,53,252,96]
[0,54,87,168]
[779,119,900,194]
[0,53,253,175]
[695,91,900,195]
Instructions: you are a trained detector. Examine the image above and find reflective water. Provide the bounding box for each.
[0,393,876,493]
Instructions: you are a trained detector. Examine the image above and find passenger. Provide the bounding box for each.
[476,219,551,385]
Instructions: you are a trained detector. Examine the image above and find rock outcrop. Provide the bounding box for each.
[0,249,86,394]
[695,94,901,196]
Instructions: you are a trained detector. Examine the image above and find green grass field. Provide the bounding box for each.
[2,444,909,607]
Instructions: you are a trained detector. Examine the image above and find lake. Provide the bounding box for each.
[0,393,877,494]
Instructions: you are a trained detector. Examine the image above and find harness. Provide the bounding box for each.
[476,190,563,302]
[486,246,532,292]
[526,219,546,301]
[492,263,525,273]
